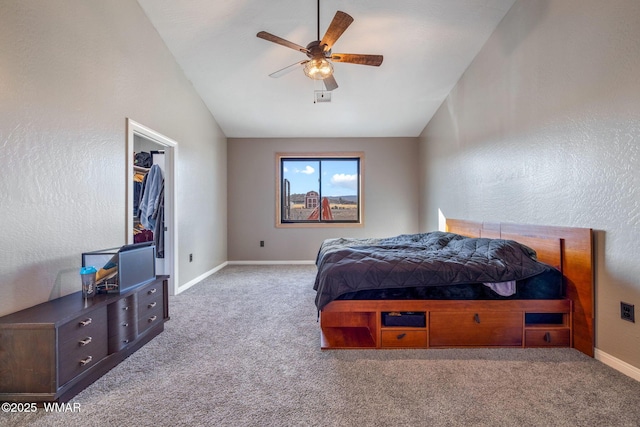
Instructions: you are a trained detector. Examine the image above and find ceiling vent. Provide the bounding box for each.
[314,90,331,103]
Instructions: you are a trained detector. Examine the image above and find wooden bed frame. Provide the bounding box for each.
[319,219,595,357]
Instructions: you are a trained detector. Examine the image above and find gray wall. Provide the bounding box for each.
[228,137,419,261]
[0,1,227,317]
[418,0,640,368]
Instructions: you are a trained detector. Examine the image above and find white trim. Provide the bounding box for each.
[175,261,228,294]
[227,260,316,265]
[126,118,178,296]
[595,348,640,382]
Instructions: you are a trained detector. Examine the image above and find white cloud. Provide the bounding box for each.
[295,165,315,174]
[331,173,357,190]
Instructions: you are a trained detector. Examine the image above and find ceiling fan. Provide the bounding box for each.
[256,0,383,91]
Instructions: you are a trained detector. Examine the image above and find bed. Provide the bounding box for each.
[315,219,594,357]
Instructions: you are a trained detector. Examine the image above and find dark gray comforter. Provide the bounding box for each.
[313,231,552,310]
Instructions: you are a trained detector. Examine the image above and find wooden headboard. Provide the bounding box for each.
[446,219,594,357]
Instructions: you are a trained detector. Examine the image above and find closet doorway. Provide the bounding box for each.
[126,118,177,295]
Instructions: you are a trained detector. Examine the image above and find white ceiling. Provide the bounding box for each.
[136,0,516,138]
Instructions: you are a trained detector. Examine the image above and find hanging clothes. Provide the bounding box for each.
[133,171,146,215]
[133,227,154,243]
[152,184,165,258]
[138,164,163,232]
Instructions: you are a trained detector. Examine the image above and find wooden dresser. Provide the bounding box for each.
[0,275,169,403]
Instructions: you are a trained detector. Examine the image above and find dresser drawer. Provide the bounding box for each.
[136,280,164,335]
[108,295,137,327]
[137,281,163,306]
[381,330,427,348]
[138,305,163,335]
[137,288,163,315]
[108,296,137,352]
[58,308,108,386]
[525,329,570,347]
[59,306,107,344]
[429,311,523,347]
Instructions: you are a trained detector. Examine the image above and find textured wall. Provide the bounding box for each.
[0,1,227,316]
[228,137,419,261]
[418,0,640,368]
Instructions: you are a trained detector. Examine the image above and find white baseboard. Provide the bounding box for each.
[175,261,314,294]
[227,260,315,265]
[175,261,228,294]
[595,348,640,382]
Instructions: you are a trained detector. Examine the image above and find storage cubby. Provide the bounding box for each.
[381,311,426,328]
[320,311,376,348]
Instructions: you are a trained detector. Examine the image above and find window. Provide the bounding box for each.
[276,152,364,227]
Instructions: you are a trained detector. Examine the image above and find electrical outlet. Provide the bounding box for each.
[260,240,265,247]
[621,302,635,323]
[189,253,193,262]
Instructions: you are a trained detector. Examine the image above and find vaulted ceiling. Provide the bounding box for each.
[136,0,516,138]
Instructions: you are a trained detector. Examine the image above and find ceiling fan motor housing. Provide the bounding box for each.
[304,41,333,79]
[306,40,330,59]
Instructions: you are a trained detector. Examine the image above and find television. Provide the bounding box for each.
[82,242,156,293]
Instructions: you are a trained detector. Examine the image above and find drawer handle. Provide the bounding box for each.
[397,333,406,340]
[148,288,157,295]
[123,322,129,327]
[79,337,92,346]
[148,302,157,308]
[148,315,157,323]
[79,356,93,366]
[123,306,129,311]
[123,339,129,344]
[474,313,481,324]
[544,332,551,343]
[79,318,92,327]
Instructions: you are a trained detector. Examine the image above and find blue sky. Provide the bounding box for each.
[282,159,358,197]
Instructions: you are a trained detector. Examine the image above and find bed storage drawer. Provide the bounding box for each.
[381,330,427,348]
[525,329,570,347]
[429,311,523,347]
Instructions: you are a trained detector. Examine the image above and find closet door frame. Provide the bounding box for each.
[126,118,178,296]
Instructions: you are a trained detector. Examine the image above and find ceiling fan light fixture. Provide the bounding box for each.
[303,58,333,80]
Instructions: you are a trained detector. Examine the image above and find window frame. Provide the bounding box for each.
[275,152,364,228]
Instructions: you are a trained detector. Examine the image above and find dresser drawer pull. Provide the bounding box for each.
[79,356,93,366]
[79,337,92,346]
[79,318,92,327]
[123,339,129,344]
[148,302,157,308]
[123,306,129,311]
[474,313,481,324]
[544,332,551,343]
[148,288,157,295]
[123,322,129,327]
[148,315,157,323]
[397,333,406,340]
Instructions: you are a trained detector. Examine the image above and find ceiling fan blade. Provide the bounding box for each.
[323,75,338,91]
[320,11,354,51]
[331,53,383,66]
[257,31,308,53]
[268,60,308,78]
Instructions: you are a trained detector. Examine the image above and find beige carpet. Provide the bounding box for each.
[6,265,640,426]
